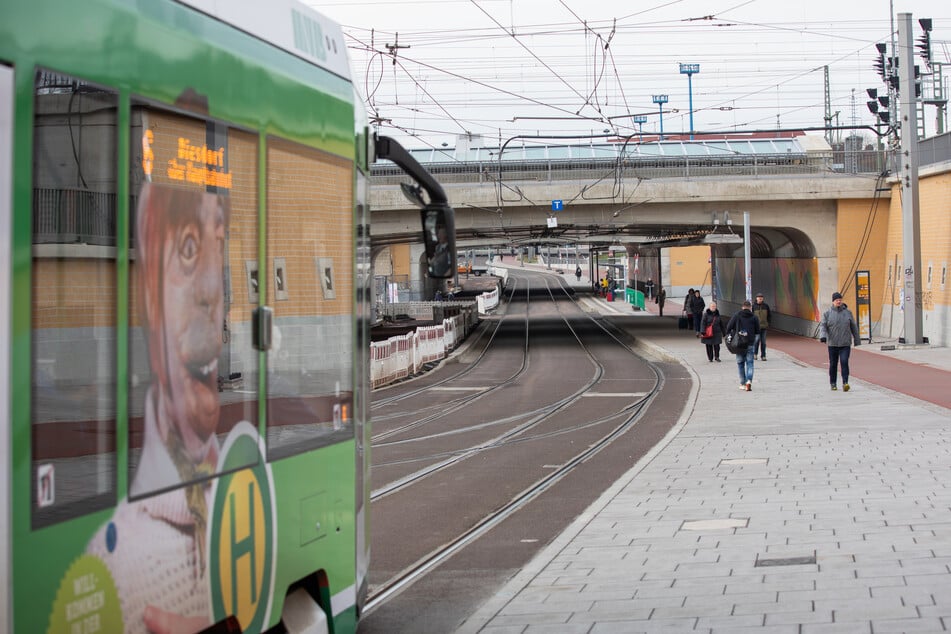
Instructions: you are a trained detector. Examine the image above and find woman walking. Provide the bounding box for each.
[699,301,723,362]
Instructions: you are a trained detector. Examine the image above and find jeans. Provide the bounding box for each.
[828,346,852,385]
[735,346,755,384]
[693,313,703,332]
[754,330,767,357]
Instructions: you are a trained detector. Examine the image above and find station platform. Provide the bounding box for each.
[459,263,951,633]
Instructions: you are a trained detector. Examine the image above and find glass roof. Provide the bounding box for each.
[394,137,810,165]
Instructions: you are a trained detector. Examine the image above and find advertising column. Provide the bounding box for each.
[855,270,873,342]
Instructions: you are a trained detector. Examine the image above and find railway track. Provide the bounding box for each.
[362,270,673,625]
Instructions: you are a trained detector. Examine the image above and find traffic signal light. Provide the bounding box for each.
[917,19,933,69]
[914,65,922,98]
[866,100,878,114]
[873,43,888,80]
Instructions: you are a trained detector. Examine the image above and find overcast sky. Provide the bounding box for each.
[309,0,949,149]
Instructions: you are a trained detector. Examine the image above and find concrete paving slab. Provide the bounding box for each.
[456,267,951,633]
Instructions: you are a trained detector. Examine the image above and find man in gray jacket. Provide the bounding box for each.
[819,292,861,391]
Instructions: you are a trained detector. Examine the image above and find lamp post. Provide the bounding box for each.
[651,95,668,140]
[679,63,700,140]
[632,115,647,141]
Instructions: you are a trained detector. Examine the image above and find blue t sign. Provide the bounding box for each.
[551,199,563,212]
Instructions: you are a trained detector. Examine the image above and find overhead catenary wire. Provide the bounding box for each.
[322,1,944,146]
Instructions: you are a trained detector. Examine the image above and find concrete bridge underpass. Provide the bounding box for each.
[369,152,889,335]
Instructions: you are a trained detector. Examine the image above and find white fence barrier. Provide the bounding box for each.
[477,287,499,314]
[371,310,478,389]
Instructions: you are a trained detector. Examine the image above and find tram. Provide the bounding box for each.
[0,0,454,632]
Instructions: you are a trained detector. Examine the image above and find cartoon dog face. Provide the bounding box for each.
[137,183,228,455]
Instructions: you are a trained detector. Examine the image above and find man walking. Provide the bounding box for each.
[689,289,706,335]
[819,291,861,391]
[752,292,772,360]
[726,300,761,391]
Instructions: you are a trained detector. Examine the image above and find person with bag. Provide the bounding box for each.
[819,291,861,391]
[725,300,761,391]
[699,301,723,362]
[679,288,693,330]
[575,265,582,281]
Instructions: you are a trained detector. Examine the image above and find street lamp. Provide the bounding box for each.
[632,115,647,141]
[679,63,700,140]
[651,95,668,140]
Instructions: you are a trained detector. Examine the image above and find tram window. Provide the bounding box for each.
[31,71,118,526]
[265,136,354,460]
[127,104,259,497]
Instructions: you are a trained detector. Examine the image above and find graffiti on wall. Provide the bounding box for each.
[716,258,821,321]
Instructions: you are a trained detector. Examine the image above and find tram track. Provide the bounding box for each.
[363,269,668,621]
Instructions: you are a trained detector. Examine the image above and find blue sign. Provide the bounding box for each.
[551,200,563,212]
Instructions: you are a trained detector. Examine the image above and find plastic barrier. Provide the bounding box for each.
[370,306,480,388]
[416,325,446,366]
[477,287,499,314]
[625,288,646,311]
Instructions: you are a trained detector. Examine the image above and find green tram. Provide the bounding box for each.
[0,0,455,632]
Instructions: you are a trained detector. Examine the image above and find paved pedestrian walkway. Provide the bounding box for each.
[459,267,951,633]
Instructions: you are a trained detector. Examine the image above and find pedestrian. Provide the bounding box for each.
[683,288,694,331]
[575,264,582,281]
[725,300,761,391]
[752,292,772,360]
[699,300,723,362]
[689,289,706,335]
[819,291,861,391]
[657,286,666,316]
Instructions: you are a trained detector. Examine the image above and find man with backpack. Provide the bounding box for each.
[725,300,761,391]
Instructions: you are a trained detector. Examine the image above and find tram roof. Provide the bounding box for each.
[393,135,822,166]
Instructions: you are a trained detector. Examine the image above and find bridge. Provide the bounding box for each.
[371,134,886,251]
[370,134,891,336]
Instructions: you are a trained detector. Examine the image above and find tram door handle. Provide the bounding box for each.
[253,306,273,351]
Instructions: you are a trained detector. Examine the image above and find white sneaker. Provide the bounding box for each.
[739,384,748,390]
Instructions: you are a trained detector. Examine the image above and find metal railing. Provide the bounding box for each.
[919,132,951,167]
[33,188,117,246]
[371,150,892,186]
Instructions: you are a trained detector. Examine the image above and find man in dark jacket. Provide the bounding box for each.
[819,291,861,391]
[751,292,772,361]
[689,289,706,335]
[725,300,761,391]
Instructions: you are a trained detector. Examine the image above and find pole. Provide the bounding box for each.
[688,73,695,140]
[743,211,752,303]
[658,103,664,140]
[897,13,924,343]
